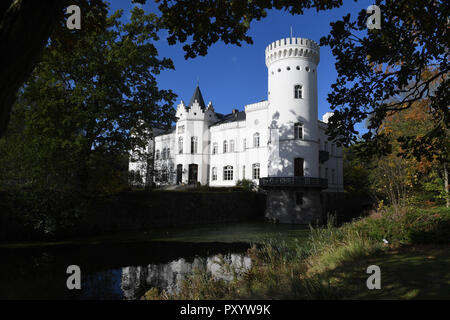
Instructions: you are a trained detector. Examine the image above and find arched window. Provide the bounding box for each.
[243,138,247,150]
[155,150,160,160]
[178,137,183,154]
[229,140,235,152]
[212,167,217,181]
[294,123,303,139]
[294,84,303,99]
[223,166,233,181]
[223,140,228,153]
[162,148,167,160]
[252,163,260,179]
[212,142,218,154]
[253,133,260,148]
[191,136,198,154]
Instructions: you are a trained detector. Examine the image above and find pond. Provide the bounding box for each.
[0,222,309,300]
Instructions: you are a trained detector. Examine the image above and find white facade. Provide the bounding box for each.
[129,37,344,193]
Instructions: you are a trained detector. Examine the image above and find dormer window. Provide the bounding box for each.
[294,85,303,99]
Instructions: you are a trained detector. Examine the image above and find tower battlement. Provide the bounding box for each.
[265,37,320,67]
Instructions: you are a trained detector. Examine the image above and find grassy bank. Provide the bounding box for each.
[144,205,450,300]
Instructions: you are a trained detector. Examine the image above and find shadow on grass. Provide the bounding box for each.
[325,245,450,299]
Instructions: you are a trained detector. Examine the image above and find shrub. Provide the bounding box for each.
[235,179,257,192]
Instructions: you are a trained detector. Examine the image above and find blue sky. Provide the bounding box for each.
[108,0,372,133]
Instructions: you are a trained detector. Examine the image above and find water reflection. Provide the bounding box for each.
[121,254,251,299]
[0,241,250,300]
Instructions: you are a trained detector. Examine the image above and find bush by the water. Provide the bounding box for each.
[353,205,450,244]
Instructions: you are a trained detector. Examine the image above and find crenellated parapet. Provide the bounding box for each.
[265,37,320,67]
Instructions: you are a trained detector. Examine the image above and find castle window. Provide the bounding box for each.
[155,150,160,160]
[191,136,198,154]
[253,133,260,148]
[252,163,260,180]
[305,66,310,72]
[178,137,183,154]
[295,192,304,206]
[167,148,170,159]
[277,68,281,72]
[162,148,167,160]
[243,138,247,150]
[296,66,300,70]
[212,167,217,181]
[229,140,235,152]
[294,85,303,99]
[286,66,290,71]
[294,123,303,139]
[224,166,233,181]
[212,142,218,154]
[223,140,228,153]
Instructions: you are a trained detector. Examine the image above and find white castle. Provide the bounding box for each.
[129,37,344,223]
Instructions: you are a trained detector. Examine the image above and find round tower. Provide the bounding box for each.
[266,37,320,177]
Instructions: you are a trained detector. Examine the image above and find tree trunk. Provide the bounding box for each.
[0,0,66,137]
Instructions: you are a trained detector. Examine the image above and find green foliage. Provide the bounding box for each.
[354,206,450,245]
[235,179,257,192]
[0,6,176,194]
[156,0,343,59]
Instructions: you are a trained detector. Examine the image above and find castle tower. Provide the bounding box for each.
[261,37,326,224]
[266,37,320,178]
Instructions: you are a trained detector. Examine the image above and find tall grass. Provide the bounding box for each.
[144,206,449,300]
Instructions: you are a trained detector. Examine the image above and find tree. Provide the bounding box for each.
[0,0,146,137]
[156,0,448,164]
[2,0,448,165]
[0,6,176,193]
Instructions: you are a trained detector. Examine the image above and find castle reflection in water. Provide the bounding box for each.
[120,253,251,299]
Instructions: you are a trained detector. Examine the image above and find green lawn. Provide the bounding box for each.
[327,245,450,299]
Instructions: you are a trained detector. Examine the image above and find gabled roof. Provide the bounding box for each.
[188,85,206,109]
